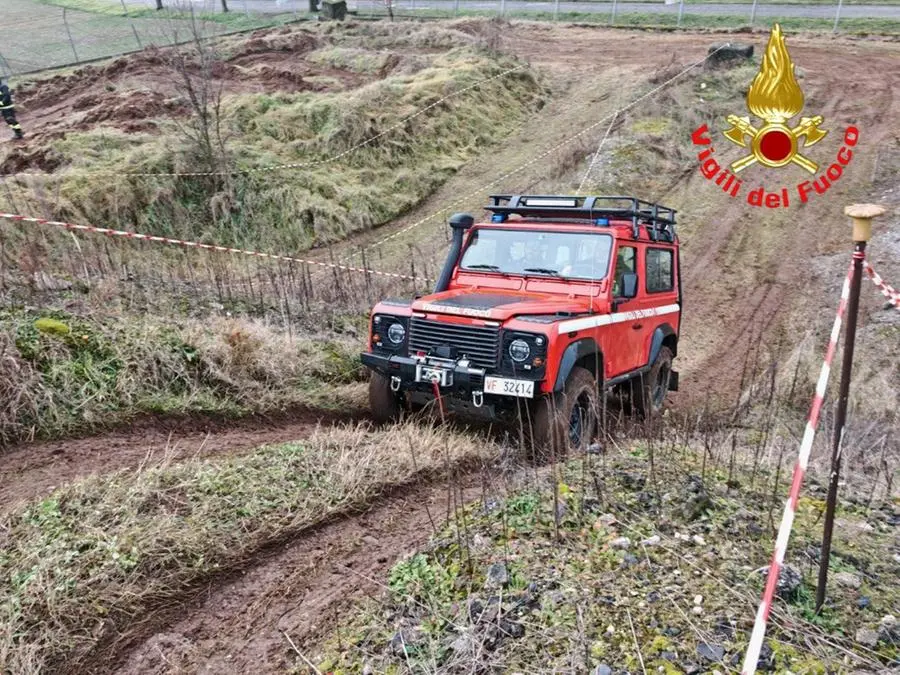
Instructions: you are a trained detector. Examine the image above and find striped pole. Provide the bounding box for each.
[815,203,886,613]
[0,212,429,283]
[741,262,853,674]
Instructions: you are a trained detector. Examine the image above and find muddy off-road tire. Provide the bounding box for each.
[369,372,403,423]
[632,346,673,419]
[530,366,599,462]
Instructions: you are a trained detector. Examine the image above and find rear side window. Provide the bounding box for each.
[646,248,674,293]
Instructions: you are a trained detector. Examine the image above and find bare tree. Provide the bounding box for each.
[156,0,164,9]
[167,8,234,218]
[221,0,230,11]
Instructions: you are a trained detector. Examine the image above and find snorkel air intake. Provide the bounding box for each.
[434,213,474,293]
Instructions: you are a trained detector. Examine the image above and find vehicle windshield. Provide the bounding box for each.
[459,228,613,281]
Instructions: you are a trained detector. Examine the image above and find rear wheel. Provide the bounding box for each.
[369,372,403,423]
[632,346,673,419]
[530,366,598,461]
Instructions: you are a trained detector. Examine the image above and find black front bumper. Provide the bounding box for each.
[361,352,488,396]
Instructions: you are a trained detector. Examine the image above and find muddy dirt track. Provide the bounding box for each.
[0,407,361,517]
[3,21,899,673]
[108,475,493,674]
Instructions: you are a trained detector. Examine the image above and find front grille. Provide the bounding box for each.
[409,318,500,369]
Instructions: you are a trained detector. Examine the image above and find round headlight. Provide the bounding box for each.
[387,322,406,344]
[509,339,530,363]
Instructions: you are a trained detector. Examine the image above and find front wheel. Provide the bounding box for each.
[632,346,673,419]
[368,372,403,423]
[530,366,599,462]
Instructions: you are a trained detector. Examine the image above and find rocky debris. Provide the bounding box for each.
[617,470,646,492]
[697,642,725,663]
[622,553,639,567]
[763,563,802,600]
[857,596,871,609]
[596,513,617,527]
[707,42,754,68]
[592,665,612,675]
[587,442,603,455]
[693,594,703,606]
[498,619,525,638]
[691,534,706,546]
[450,631,476,657]
[834,571,862,589]
[389,627,422,656]
[610,536,631,550]
[485,562,509,589]
[856,627,879,648]
[640,534,661,546]
[879,615,898,642]
[681,476,713,521]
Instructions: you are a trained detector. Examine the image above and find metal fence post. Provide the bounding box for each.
[750,0,759,26]
[62,8,80,64]
[611,0,618,25]
[833,0,844,32]
[814,204,886,614]
[500,0,506,17]
[677,0,685,27]
[454,0,460,15]
[120,0,144,49]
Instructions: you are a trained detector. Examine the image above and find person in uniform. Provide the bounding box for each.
[0,79,24,140]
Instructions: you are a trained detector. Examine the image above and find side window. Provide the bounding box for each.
[612,246,636,296]
[646,248,674,293]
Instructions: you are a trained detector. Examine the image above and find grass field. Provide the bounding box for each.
[1,0,295,75]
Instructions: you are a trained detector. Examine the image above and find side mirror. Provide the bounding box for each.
[621,272,638,299]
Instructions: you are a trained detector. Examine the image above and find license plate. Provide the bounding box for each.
[484,376,534,398]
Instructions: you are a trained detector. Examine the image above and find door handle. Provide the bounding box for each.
[631,324,643,330]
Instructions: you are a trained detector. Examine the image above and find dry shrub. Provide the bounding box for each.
[0,422,499,673]
[0,333,43,444]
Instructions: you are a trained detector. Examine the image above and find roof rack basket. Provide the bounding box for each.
[485,195,677,242]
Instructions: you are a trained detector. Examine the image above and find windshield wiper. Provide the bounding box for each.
[466,264,502,271]
[523,267,562,277]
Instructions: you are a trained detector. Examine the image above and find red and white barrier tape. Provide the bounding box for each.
[864,261,900,310]
[0,212,430,283]
[741,260,855,674]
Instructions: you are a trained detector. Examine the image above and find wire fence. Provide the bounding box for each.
[2,0,897,77]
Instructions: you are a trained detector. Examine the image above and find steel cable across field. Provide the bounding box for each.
[741,260,854,675]
[0,212,431,283]
[0,64,527,179]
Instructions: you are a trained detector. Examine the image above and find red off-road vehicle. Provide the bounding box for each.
[361,195,681,452]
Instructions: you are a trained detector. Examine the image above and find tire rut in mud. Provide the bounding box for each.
[0,406,364,516]
[102,473,498,675]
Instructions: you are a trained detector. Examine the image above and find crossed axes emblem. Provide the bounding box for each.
[724,114,827,174]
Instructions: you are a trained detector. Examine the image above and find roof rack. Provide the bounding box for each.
[485,195,677,242]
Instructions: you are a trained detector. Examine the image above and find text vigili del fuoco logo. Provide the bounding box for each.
[691,24,859,209]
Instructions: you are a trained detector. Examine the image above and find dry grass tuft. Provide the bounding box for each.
[0,310,366,445]
[0,421,501,673]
